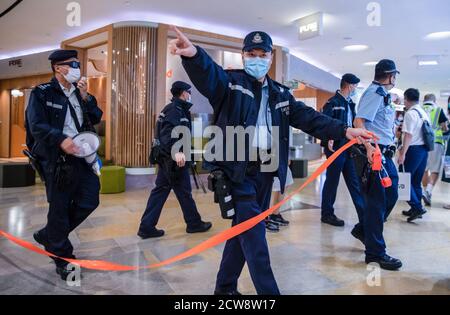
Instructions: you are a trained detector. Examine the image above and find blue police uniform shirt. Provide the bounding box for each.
[356,83,396,146]
[338,91,354,126]
[252,80,272,150]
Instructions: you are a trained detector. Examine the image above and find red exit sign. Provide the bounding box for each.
[9,59,23,67]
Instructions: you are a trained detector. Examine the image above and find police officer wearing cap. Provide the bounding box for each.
[138,81,212,239]
[320,74,366,233]
[169,26,371,295]
[354,59,403,270]
[25,49,103,280]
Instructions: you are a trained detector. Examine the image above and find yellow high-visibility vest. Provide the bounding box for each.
[423,103,445,145]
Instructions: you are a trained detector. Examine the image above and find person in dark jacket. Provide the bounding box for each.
[320,74,365,235]
[25,49,103,280]
[169,26,371,295]
[137,81,212,239]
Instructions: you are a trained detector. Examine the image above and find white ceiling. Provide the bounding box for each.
[0,0,449,101]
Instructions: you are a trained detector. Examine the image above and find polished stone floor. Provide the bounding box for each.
[0,164,449,295]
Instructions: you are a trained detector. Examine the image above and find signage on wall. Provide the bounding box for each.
[8,59,23,68]
[441,90,450,98]
[298,12,324,41]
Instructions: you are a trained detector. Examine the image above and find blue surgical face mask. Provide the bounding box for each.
[244,57,271,80]
[349,89,357,98]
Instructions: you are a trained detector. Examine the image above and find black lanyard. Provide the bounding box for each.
[67,100,82,133]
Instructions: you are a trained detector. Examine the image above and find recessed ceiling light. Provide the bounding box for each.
[342,45,369,52]
[425,31,450,40]
[418,60,439,66]
[363,61,377,66]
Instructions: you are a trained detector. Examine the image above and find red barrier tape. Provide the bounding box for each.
[0,139,360,271]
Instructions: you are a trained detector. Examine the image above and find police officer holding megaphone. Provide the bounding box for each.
[25,49,103,281]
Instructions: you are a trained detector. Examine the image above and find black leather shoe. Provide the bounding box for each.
[351,226,365,245]
[265,220,280,233]
[269,214,290,226]
[366,254,402,270]
[33,229,49,248]
[402,209,423,219]
[402,209,413,216]
[56,265,81,281]
[321,215,345,227]
[214,289,242,296]
[138,228,165,239]
[186,221,212,234]
[407,209,427,223]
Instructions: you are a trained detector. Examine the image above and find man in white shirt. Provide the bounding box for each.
[398,89,429,222]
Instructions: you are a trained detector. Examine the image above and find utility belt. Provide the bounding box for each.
[208,160,269,220]
[23,149,46,183]
[54,154,87,191]
[149,140,183,184]
[246,158,272,177]
[378,144,397,160]
[351,144,394,192]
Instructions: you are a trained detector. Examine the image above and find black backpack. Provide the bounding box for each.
[413,109,435,152]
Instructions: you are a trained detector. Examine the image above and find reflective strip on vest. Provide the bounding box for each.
[430,107,445,145]
[229,83,255,99]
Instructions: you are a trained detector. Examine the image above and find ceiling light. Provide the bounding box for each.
[418,60,438,66]
[363,61,377,66]
[11,89,24,98]
[342,45,369,52]
[425,31,450,40]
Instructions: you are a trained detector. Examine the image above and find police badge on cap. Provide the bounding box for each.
[243,31,273,52]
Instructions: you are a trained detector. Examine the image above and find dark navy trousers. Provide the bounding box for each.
[321,149,365,223]
[361,157,398,259]
[215,170,280,295]
[404,145,428,211]
[139,166,202,230]
[42,157,100,267]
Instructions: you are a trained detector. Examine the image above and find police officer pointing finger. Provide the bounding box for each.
[170,26,372,295]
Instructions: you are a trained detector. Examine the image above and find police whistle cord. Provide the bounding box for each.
[0,136,376,272]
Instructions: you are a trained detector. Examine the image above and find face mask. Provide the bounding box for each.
[385,76,396,91]
[244,57,270,80]
[63,67,81,83]
[187,95,192,103]
[349,89,357,98]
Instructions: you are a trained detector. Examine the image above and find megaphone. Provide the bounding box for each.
[72,132,100,158]
[72,132,102,176]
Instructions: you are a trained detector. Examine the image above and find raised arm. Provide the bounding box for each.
[169,26,229,111]
[289,95,371,142]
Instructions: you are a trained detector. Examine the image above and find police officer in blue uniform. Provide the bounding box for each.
[321,74,365,233]
[138,81,212,239]
[25,50,103,280]
[169,26,371,295]
[354,59,403,270]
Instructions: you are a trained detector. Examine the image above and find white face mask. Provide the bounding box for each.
[63,68,81,83]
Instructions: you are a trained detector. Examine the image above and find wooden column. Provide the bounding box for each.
[111,25,158,167]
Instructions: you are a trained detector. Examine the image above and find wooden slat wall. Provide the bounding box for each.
[111,26,157,167]
[0,73,53,158]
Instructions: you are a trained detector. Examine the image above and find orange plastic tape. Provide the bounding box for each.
[0,139,359,272]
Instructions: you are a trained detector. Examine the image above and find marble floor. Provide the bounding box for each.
[0,164,449,295]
